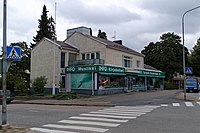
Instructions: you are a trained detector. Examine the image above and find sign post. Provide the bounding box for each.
[2,0,7,126]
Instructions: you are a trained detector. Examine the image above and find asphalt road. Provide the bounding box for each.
[1,90,200,133]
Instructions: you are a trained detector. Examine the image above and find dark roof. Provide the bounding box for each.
[87,35,144,57]
[144,64,159,71]
[56,41,78,50]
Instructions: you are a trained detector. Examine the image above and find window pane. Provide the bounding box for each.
[96,52,100,59]
[82,54,85,60]
[137,60,140,67]
[61,52,65,68]
[86,53,90,59]
[91,53,95,59]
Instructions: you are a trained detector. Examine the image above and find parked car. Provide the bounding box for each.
[0,90,14,104]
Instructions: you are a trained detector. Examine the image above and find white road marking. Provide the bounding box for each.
[160,104,168,107]
[69,116,128,123]
[30,127,78,133]
[89,111,145,116]
[112,106,160,109]
[172,103,180,106]
[29,110,39,113]
[100,109,152,113]
[58,120,120,127]
[80,113,137,119]
[43,124,108,133]
[185,102,194,107]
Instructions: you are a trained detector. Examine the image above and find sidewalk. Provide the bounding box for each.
[12,95,116,107]
[175,91,200,101]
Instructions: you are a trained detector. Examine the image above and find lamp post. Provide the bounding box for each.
[182,5,200,100]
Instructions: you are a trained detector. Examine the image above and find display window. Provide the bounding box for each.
[99,75,125,89]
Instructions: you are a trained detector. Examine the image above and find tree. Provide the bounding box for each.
[141,32,189,80]
[31,5,56,48]
[190,38,200,76]
[31,76,48,94]
[7,42,31,94]
[97,29,107,40]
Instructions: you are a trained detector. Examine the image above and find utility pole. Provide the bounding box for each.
[2,0,8,125]
[182,5,200,100]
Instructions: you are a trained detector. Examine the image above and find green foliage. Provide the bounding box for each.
[31,5,56,48]
[164,81,178,90]
[190,38,200,77]
[52,92,78,100]
[31,76,48,94]
[6,42,31,95]
[97,29,107,40]
[141,32,189,80]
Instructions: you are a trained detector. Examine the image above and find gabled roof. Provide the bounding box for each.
[70,32,144,57]
[32,37,78,52]
[92,36,144,57]
[56,40,79,51]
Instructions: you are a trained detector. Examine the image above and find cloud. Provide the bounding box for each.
[58,0,140,25]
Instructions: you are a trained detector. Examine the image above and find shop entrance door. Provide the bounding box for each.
[127,76,133,90]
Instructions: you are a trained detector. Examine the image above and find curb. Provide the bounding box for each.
[12,101,116,107]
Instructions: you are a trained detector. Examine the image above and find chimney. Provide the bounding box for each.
[66,26,92,38]
[113,40,122,45]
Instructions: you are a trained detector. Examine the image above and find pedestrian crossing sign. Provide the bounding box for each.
[185,67,193,75]
[6,46,21,61]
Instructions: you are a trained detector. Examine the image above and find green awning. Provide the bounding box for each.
[99,72,126,76]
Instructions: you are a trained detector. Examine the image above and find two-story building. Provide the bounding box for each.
[30,26,165,95]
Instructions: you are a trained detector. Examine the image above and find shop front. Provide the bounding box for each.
[65,65,126,95]
[138,70,165,90]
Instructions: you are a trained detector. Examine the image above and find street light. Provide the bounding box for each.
[182,5,200,100]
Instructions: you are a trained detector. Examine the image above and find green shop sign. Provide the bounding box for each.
[66,65,125,73]
[139,70,165,78]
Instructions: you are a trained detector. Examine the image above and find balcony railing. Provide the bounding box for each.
[68,59,105,66]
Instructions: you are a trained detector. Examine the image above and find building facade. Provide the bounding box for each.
[30,27,165,95]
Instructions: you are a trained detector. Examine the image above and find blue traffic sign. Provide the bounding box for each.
[185,67,193,75]
[6,46,21,61]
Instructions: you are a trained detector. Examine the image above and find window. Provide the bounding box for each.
[82,54,85,60]
[137,60,140,67]
[60,75,65,88]
[96,52,100,59]
[61,52,65,68]
[123,56,132,68]
[91,53,95,59]
[69,53,76,61]
[86,53,90,59]
[81,52,100,60]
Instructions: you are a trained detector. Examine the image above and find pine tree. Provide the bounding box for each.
[31,5,56,48]
[49,16,57,41]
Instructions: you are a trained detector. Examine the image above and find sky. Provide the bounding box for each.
[1,0,200,52]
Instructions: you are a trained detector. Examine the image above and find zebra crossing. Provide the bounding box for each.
[160,101,200,107]
[30,105,159,133]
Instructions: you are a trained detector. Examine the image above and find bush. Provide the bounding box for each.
[52,92,78,100]
[31,76,47,94]
[164,81,178,90]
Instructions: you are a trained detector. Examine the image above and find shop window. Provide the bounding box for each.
[60,76,65,88]
[99,75,125,89]
[61,52,65,68]
[123,56,132,68]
